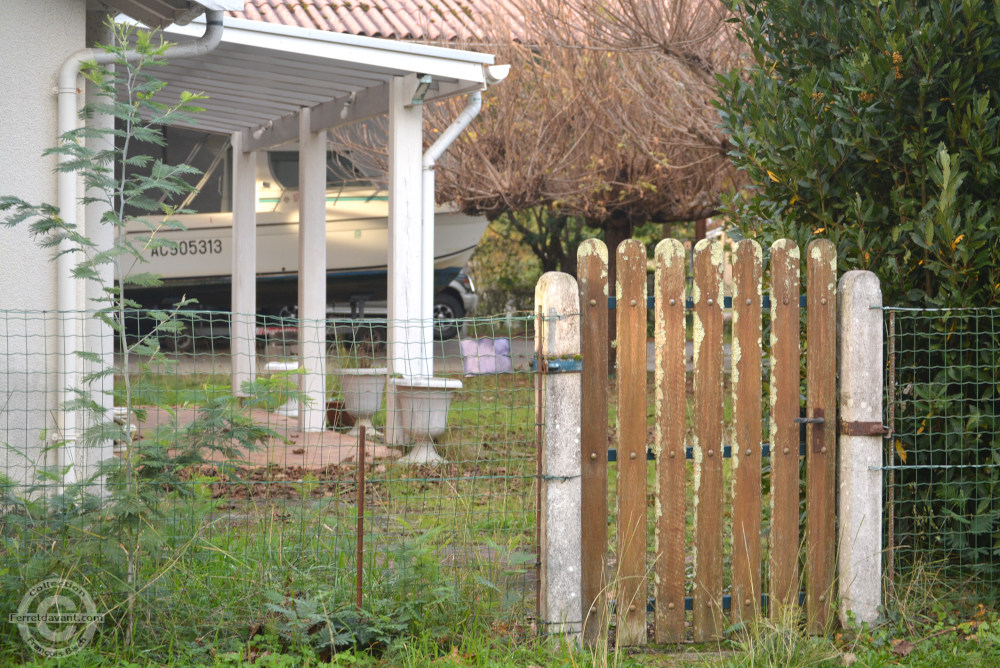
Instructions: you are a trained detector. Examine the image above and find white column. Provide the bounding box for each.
[297,107,327,432]
[231,130,257,397]
[837,270,883,625]
[385,76,427,444]
[387,75,427,379]
[536,272,583,642]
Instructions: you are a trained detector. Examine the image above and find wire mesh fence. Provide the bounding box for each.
[885,306,1000,597]
[0,309,539,659]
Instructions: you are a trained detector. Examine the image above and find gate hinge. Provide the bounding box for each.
[839,421,891,437]
[530,356,583,374]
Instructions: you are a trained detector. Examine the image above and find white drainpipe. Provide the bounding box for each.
[417,65,509,365]
[420,91,483,367]
[55,11,224,482]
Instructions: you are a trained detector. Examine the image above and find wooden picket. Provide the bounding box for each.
[572,236,837,646]
[653,239,687,644]
[692,240,725,641]
[769,240,801,617]
[731,240,763,624]
[805,239,837,633]
[615,239,648,646]
[578,240,609,645]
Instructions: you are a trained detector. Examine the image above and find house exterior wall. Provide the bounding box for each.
[0,0,86,485]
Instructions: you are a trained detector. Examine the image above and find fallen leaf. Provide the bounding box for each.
[895,439,908,463]
[891,639,915,657]
[292,447,305,454]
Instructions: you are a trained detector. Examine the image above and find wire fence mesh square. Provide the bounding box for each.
[885,307,1000,597]
[0,309,540,655]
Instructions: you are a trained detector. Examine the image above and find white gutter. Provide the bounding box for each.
[55,10,224,483]
[418,64,508,365]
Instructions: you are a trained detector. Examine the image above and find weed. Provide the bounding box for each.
[717,607,839,667]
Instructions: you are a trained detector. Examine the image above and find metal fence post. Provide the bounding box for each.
[837,270,883,625]
[535,271,582,642]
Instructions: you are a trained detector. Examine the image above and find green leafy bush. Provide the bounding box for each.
[718,0,1000,307]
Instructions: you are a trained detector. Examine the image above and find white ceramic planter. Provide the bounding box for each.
[335,367,388,438]
[393,376,463,465]
[265,360,300,418]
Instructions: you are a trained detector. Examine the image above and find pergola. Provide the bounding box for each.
[143,16,501,432]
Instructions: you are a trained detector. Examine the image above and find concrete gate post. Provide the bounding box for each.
[535,272,582,642]
[837,270,884,625]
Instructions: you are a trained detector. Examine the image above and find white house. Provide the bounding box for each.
[0,0,504,488]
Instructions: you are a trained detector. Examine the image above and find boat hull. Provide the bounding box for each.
[124,208,487,312]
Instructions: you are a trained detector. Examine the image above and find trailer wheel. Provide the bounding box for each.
[159,327,194,353]
[433,292,464,340]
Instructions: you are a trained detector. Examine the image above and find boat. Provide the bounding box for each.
[122,148,488,346]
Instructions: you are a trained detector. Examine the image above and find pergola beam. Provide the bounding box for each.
[238,78,487,154]
[241,109,301,153]
[310,82,391,134]
[240,83,391,153]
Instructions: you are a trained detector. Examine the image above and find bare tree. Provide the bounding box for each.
[333,0,742,273]
[432,0,739,243]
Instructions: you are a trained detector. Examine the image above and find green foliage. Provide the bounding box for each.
[262,529,459,658]
[718,0,1000,307]
[719,609,840,667]
[471,216,543,313]
[0,372,286,625]
[889,310,1000,576]
[473,207,611,313]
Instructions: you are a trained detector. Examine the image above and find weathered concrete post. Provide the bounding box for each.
[837,270,883,625]
[536,272,582,642]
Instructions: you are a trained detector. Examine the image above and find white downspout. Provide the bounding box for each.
[419,91,482,367]
[55,11,224,483]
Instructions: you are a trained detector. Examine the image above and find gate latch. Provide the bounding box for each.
[794,408,826,453]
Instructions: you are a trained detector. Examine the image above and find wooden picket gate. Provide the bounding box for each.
[576,237,838,646]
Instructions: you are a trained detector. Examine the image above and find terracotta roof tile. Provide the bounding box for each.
[230,0,523,42]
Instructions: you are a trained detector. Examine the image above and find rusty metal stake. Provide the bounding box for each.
[356,425,366,610]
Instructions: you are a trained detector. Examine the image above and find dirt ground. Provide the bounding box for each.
[125,404,398,470]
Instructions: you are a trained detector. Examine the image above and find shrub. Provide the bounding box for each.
[717,0,1000,307]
